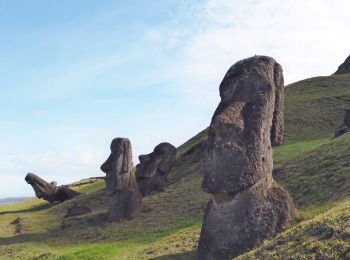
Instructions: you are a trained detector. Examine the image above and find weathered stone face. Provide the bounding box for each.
[25,173,80,203]
[334,55,350,75]
[25,173,58,203]
[100,138,142,222]
[136,142,177,197]
[197,56,294,260]
[100,138,133,195]
[202,56,284,194]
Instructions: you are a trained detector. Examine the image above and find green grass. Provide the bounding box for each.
[175,128,208,158]
[236,199,350,260]
[2,74,350,259]
[283,74,350,144]
[273,139,328,168]
[274,132,350,211]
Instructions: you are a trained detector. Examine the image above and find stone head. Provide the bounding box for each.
[136,143,176,180]
[25,173,57,203]
[202,56,284,193]
[135,142,176,196]
[100,138,133,194]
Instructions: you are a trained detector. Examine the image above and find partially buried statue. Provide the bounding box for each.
[136,142,177,197]
[100,138,142,222]
[334,106,350,138]
[25,173,80,203]
[197,55,294,260]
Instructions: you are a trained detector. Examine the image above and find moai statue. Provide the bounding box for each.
[197,56,294,260]
[334,106,350,138]
[100,138,142,222]
[25,173,80,203]
[136,142,177,197]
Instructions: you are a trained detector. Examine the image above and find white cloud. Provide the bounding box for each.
[37,152,69,168]
[33,110,45,117]
[175,0,350,90]
[78,150,104,167]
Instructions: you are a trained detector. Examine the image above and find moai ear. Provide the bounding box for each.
[122,140,132,173]
[270,63,284,147]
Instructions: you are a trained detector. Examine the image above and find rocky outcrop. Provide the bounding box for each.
[197,56,294,260]
[100,138,142,222]
[335,106,350,138]
[25,173,80,203]
[65,203,92,217]
[334,55,350,75]
[136,142,177,197]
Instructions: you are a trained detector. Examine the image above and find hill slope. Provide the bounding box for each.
[1,74,350,259]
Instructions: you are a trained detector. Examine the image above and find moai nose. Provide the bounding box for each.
[100,162,109,173]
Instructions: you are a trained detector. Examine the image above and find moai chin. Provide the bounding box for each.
[100,138,142,222]
[197,56,294,260]
[136,142,177,197]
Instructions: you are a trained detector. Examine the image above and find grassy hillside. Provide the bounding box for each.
[284,74,350,144]
[2,74,350,259]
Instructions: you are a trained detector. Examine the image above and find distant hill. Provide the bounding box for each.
[0,196,32,205]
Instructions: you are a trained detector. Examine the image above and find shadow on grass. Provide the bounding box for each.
[149,250,196,260]
[0,201,60,215]
[0,232,48,246]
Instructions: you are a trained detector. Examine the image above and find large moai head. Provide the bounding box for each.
[202,56,284,194]
[25,173,58,203]
[135,142,177,197]
[100,138,133,195]
[25,173,80,203]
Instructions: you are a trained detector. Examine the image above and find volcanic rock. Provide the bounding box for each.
[65,203,92,217]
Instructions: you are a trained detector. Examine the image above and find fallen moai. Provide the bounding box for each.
[335,106,350,138]
[100,138,142,222]
[334,55,350,75]
[197,55,294,260]
[25,173,80,203]
[136,142,177,197]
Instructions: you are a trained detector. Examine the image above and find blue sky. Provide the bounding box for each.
[1,0,349,198]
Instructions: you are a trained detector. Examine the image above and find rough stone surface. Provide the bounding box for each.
[100,138,142,222]
[197,56,294,260]
[334,55,350,75]
[25,173,80,203]
[335,107,350,138]
[65,203,92,217]
[136,142,177,197]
